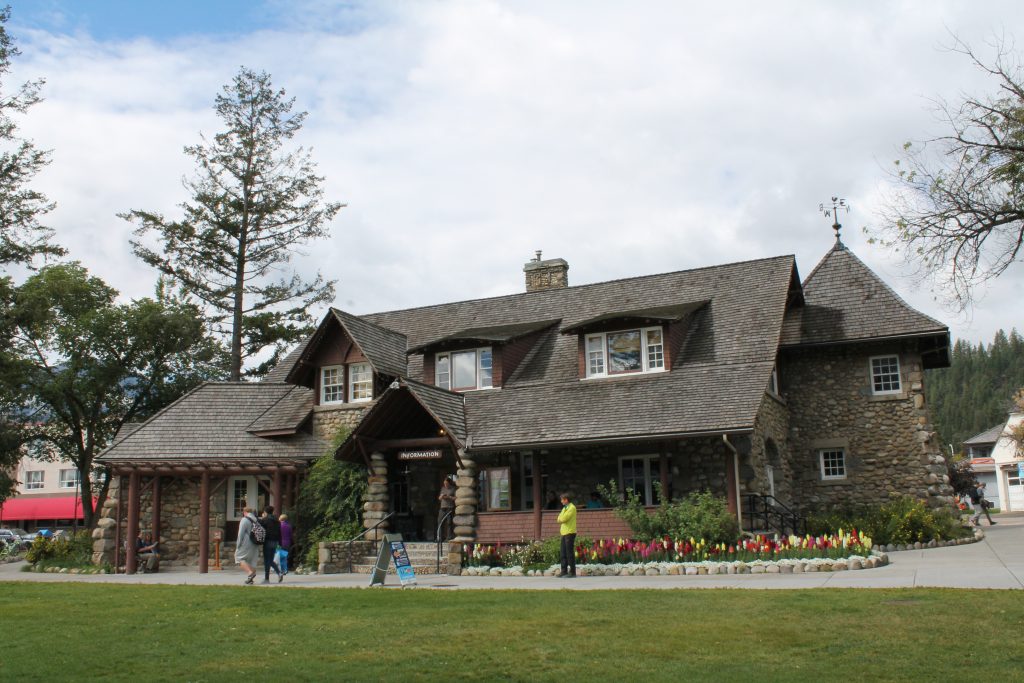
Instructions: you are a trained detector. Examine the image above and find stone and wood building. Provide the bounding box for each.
[96,236,954,572]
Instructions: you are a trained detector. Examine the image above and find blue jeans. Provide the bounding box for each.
[263,540,280,579]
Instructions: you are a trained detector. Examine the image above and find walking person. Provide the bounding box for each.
[260,505,283,583]
[437,476,456,541]
[970,482,997,526]
[557,493,577,578]
[235,506,260,584]
[277,513,292,577]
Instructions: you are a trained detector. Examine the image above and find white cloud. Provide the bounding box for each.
[8,0,1024,347]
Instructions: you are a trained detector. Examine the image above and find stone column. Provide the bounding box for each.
[909,362,956,509]
[362,452,390,541]
[92,477,120,567]
[450,455,477,576]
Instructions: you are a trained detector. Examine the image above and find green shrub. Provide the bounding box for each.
[598,481,738,543]
[807,496,969,546]
[25,531,93,568]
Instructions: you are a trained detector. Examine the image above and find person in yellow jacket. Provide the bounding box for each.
[557,493,577,578]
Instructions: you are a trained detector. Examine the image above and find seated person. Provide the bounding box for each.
[586,491,603,509]
[136,531,160,573]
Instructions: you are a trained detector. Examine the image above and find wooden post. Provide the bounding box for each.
[114,476,123,573]
[532,453,542,541]
[659,443,670,503]
[273,469,283,514]
[199,470,210,574]
[151,476,161,546]
[725,447,739,518]
[126,470,140,575]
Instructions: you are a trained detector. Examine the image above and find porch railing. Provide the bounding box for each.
[436,509,453,573]
[345,511,394,573]
[741,493,806,537]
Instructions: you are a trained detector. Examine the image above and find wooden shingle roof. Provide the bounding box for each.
[98,383,327,463]
[780,244,948,348]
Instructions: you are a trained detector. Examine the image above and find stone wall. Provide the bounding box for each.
[781,340,954,511]
[312,403,371,442]
[747,393,795,504]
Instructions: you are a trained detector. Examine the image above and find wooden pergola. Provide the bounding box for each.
[109,460,309,574]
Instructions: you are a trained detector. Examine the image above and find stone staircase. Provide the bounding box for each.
[350,541,450,575]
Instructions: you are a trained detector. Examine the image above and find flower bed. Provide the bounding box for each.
[462,555,886,577]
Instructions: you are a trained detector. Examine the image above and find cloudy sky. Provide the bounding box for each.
[5,0,1023,351]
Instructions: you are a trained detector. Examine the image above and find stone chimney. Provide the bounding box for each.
[523,250,569,292]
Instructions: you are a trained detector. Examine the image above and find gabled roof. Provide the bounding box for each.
[780,244,948,350]
[407,319,560,354]
[316,254,797,448]
[98,382,326,463]
[964,423,1007,447]
[285,308,408,384]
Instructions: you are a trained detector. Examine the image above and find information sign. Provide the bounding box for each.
[369,533,417,587]
[398,449,443,461]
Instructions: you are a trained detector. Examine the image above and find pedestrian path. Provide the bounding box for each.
[3,514,1022,590]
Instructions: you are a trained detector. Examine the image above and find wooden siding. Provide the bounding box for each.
[475,508,634,543]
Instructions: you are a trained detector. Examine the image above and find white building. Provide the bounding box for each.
[0,456,89,531]
[990,412,1024,513]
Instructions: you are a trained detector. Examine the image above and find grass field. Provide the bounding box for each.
[1,583,1021,681]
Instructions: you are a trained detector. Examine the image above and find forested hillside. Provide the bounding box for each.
[925,329,1024,451]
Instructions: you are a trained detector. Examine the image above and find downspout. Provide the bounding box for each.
[722,434,742,531]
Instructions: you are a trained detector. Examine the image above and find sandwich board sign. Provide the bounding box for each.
[369,533,418,588]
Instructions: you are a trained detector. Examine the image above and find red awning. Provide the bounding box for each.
[0,496,94,521]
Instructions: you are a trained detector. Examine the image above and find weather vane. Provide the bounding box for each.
[819,196,849,246]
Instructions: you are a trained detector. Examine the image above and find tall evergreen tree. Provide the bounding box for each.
[124,67,343,380]
[0,6,63,268]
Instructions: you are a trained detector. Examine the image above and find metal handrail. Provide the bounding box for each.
[741,493,806,536]
[436,509,453,573]
[346,512,395,573]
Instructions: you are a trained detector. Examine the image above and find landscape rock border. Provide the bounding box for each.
[872,527,984,553]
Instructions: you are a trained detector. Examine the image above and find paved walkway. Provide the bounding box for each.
[3,514,1022,590]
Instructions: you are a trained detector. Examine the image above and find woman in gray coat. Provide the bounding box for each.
[235,506,260,584]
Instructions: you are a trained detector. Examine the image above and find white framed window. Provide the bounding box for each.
[767,364,779,396]
[435,348,493,391]
[585,327,666,378]
[870,355,901,395]
[321,365,345,404]
[618,455,665,505]
[25,470,44,490]
[819,448,846,480]
[58,469,80,490]
[227,475,271,521]
[348,363,373,402]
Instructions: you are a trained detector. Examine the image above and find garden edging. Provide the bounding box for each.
[871,527,984,553]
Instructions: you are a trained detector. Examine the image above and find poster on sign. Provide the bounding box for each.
[390,539,418,586]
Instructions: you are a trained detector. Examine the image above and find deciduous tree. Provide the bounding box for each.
[0,263,223,523]
[874,36,1024,308]
[124,67,342,380]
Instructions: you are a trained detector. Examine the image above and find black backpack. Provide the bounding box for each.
[249,516,266,544]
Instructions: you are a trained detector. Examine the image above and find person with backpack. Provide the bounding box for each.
[235,506,261,584]
[260,505,283,584]
[969,482,997,527]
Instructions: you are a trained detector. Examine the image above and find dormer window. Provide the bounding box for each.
[585,327,665,378]
[436,348,493,391]
[321,363,374,405]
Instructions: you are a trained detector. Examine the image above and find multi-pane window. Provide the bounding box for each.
[321,363,374,404]
[585,327,666,378]
[232,478,249,519]
[819,448,846,480]
[25,470,44,490]
[348,363,372,402]
[870,355,901,395]
[767,364,779,395]
[436,348,493,391]
[59,469,80,489]
[321,366,345,403]
[619,455,664,505]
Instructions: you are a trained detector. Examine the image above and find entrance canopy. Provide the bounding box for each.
[335,378,467,464]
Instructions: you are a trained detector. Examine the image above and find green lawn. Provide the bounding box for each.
[0,583,1021,682]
